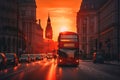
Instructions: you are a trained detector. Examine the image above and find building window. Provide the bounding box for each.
[84,4,87,8]
[91,4,94,8]
[22,22,26,33]
[27,10,31,16]
[31,10,35,17]
[21,10,26,16]
[90,17,95,33]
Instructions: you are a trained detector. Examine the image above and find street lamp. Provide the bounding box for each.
[83,17,87,55]
[114,0,120,62]
[16,0,19,56]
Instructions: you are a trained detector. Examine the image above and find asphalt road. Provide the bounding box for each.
[0,59,120,80]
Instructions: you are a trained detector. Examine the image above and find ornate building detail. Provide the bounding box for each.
[19,0,36,54]
[77,0,108,57]
[45,15,53,39]
[77,0,120,60]
[0,0,25,55]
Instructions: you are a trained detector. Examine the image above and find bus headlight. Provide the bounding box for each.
[76,59,79,63]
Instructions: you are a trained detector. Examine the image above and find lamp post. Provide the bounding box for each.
[105,39,111,60]
[83,17,87,56]
[117,0,119,62]
[16,0,19,57]
[97,11,100,52]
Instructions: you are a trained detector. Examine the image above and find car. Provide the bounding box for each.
[93,52,104,63]
[5,53,19,66]
[0,53,7,69]
[29,54,36,62]
[46,53,53,59]
[46,55,53,59]
[35,54,43,61]
[19,54,31,63]
[40,53,47,59]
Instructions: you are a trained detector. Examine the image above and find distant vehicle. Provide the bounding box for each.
[46,55,53,59]
[93,52,104,63]
[5,53,19,66]
[29,54,36,61]
[19,54,31,63]
[35,54,43,61]
[46,53,53,59]
[40,54,46,59]
[57,31,79,66]
[0,53,7,69]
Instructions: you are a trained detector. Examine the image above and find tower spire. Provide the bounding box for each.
[47,12,51,22]
[45,14,53,39]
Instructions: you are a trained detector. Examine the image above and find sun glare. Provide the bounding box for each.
[60,26,68,32]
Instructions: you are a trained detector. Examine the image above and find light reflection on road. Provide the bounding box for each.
[0,60,120,80]
[3,69,8,73]
[46,59,57,80]
[13,66,18,71]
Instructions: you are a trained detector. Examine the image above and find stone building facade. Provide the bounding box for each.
[97,0,120,60]
[77,0,120,60]
[32,20,44,53]
[19,0,44,54]
[0,0,26,55]
[0,0,44,55]
[18,0,37,54]
[77,0,108,56]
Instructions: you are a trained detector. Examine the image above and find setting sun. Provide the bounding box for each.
[60,26,68,32]
[36,0,82,41]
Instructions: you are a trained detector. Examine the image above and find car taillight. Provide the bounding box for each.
[5,58,7,62]
[76,59,79,63]
[59,59,62,62]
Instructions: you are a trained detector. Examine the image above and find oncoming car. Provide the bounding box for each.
[19,54,31,63]
[93,52,104,63]
[0,53,7,69]
[5,53,19,66]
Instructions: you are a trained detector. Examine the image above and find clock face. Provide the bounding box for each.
[46,32,52,39]
[46,29,52,39]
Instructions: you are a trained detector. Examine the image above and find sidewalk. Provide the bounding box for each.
[104,61,120,66]
[81,59,120,66]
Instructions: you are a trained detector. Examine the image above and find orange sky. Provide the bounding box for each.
[36,0,82,41]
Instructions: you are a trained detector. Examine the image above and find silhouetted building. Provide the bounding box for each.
[0,0,25,55]
[32,19,44,53]
[45,15,53,39]
[18,0,36,54]
[0,0,17,29]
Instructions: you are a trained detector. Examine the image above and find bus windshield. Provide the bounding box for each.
[60,35,77,38]
[60,34,78,42]
[60,38,78,42]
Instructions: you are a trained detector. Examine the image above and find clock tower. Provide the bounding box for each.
[45,15,53,39]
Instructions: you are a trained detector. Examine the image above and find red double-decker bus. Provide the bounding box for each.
[57,31,79,66]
